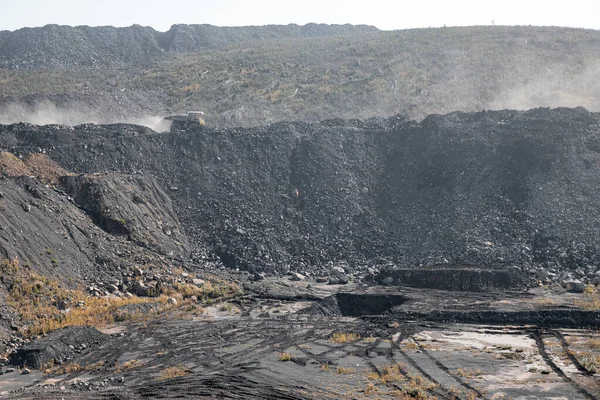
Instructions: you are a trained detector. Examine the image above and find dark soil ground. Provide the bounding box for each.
[2,283,600,399]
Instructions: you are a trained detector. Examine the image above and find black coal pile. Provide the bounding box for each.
[1,107,600,285]
[0,23,377,69]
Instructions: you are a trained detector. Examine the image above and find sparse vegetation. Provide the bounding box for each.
[0,258,239,337]
[278,352,293,362]
[404,341,420,350]
[0,152,31,177]
[1,258,166,336]
[3,26,599,128]
[44,360,106,375]
[219,302,237,313]
[336,366,355,375]
[162,279,242,304]
[364,382,378,395]
[157,365,190,381]
[366,363,408,385]
[114,359,144,372]
[572,351,600,374]
[498,351,525,361]
[456,368,483,378]
[330,332,360,343]
[387,375,438,400]
[574,286,600,310]
[585,337,600,350]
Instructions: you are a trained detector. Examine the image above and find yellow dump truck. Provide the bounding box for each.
[164,111,205,131]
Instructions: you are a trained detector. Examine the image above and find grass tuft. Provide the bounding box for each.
[157,365,190,381]
[330,332,360,343]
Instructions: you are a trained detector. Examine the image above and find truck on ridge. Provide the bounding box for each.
[164,111,205,132]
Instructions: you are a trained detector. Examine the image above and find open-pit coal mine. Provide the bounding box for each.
[2,107,600,399]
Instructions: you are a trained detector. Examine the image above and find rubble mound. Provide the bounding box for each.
[0,23,377,68]
[2,108,600,287]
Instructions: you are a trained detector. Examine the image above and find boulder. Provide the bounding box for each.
[192,278,205,286]
[565,280,586,293]
[381,276,394,285]
[289,272,305,281]
[133,280,148,296]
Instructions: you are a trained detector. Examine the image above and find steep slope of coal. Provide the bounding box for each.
[1,108,600,279]
[0,175,181,282]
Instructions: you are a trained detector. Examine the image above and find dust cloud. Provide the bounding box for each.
[490,59,600,112]
[0,101,172,132]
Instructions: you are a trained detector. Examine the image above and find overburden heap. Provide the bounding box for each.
[1,107,600,283]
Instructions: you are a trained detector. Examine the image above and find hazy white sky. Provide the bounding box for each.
[0,0,599,32]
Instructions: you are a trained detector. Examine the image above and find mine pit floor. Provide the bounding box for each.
[3,283,600,399]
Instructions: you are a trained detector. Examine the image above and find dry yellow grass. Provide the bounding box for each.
[404,341,420,350]
[574,286,600,310]
[336,366,355,375]
[157,365,190,381]
[320,363,331,371]
[364,382,378,395]
[456,368,483,378]
[24,153,71,184]
[3,259,167,336]
[571,351,600,373]
[45,360,106,375]
[398,375,438,400]
[366,363,407,385]
[330,332,360,343]
[1,258,241,337]
[162,279,242,303]
[114,359,143,372]
[0,152,32,177]
[585,338,600,350]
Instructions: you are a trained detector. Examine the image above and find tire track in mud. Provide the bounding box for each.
[369,340,443,398]
[534,328,597,400]
[392,339,459,400]
[136,373,312,399]
[550,329,600,381]
[413,339,487,399]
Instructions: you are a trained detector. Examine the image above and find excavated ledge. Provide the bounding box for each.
[376,266,535,292]
[300,293,410,317]
[9,326,106,369]
[368,309,600,329]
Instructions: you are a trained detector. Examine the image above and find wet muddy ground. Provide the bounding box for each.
[1,283,600,399]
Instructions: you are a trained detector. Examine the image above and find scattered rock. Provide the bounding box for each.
[565,280,586,293]
[381,276,394,285]
[192,278,205,286]
[289,272,305,281]
[167,297,178,306]
[133,281,148,296]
